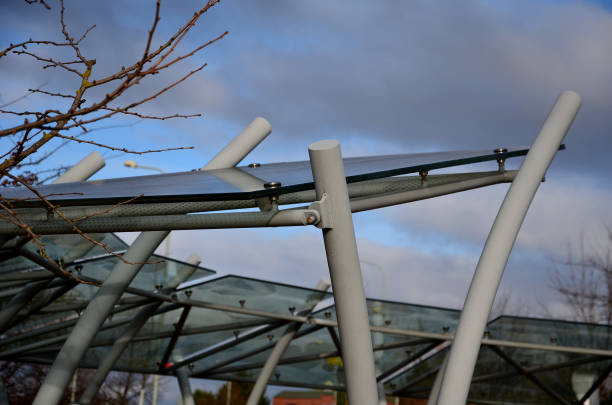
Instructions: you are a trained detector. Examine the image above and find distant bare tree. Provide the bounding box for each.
[548,227,612,401]
[549,228,612,324]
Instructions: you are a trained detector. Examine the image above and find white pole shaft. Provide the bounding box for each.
[245,280,330,405]
[176,368,195,405]
[427,352,449,405]
[203,117,271,170]
[52,151,105,184]
[152,375,160,405]
[308,140,378,405]
[437,91,581,405]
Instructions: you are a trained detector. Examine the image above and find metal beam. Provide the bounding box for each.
[326,326,343,357]
[0,279,52,332]
[0,208,319,236]
[158,305,192,372]
[350,171,515,212]
[8,279,77,328]
[0,303,182,358]
[165,322,285,372]
[308,139,378,405]
[377,342,441,383]
[0,299,149,348]
[437,91,581,405]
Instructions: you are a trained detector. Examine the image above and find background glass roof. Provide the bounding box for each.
[1,234,609,404]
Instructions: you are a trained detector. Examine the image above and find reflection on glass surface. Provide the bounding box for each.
[0,233,128,274]
[2,147,530,206]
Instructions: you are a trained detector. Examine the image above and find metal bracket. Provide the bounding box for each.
[308,193,333,229]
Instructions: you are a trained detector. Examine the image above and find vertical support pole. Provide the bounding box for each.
[34,119,271,405]
[246,279,330,405]
[308,140,378,405]
[176,368,195,405]
[79,255,201,404]
[437,91,581,405]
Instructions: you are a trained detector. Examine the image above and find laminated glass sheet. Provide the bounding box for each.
[487,316,612,350]
[186,275,331,314]
[316,298,460,335]
[0,233,128,274]
[1,147,531,206]
[169,327,262,367]
[72,253,214,290]
[470,345,612,404]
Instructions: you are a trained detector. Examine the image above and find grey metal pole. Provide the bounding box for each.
[308,139,378,405]
[202,117,271,170]
[176,367,196,405]
[437,91,581,405]
[0,208,319,236]
[245,279,330,405]
[427,351,449,405]
[32,230,168,405]
[51,151,105,184]
[79,255,201,404]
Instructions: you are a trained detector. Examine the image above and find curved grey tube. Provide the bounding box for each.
[437,91,581,405]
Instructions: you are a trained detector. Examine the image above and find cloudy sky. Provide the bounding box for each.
[1,0,612,400]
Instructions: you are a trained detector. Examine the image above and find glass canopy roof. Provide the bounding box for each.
[1,262,609,404]
[1,147,532,206]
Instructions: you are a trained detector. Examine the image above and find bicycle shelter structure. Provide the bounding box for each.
[1,91,610,405]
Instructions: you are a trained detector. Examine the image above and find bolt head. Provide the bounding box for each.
[493,147,508,154]
[264,181,281,189]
